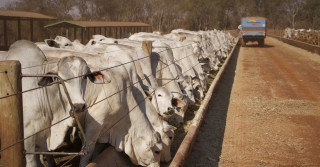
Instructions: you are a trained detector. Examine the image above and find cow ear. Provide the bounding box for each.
[87,71,111,84]
[45,39,59,48]
[163,124,177,132]
[172,98,186,108]
[38,72,58,86]
[144,90,153,100]
[38,66,58,86]
[192,76,200,83]
[185,76,192,83]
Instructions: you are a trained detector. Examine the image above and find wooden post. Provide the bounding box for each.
[108,27,111,37]
[114,27,116,38]
[0,61,25,167]
[30,19,34,42]
[142,41,153,65]
[87,28,90,41]
[117,27,120,38]
[94,27,96,35]
[179,37,186,42]
[104,27,107,36]
[17,18,21,40]
[74,27,77,41]
[81,28,84,43]
[3,19,8,48]
[66,27,69,39]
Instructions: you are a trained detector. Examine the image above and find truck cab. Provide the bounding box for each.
[240,17,266,47]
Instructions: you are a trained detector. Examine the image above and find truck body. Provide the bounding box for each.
[240,17,266,47]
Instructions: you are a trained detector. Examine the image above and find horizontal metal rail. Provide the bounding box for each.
[170,39,239,167]
[268,35,320,55]
[26,151,85,156]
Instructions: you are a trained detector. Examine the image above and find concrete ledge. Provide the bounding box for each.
[169,38,239,167]
[268,35,320,55]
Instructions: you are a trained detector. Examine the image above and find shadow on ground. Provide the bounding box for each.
[243,42,274,48]
[185,46,240,167]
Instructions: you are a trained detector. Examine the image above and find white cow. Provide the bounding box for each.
[82,42,177,118]
[6,40,100,167]
[111,38,190,123]
[78,61,163,167]
[128,34,197,105]
[41,37,176,118]
[43,36,85,51]
[41,47,176,164]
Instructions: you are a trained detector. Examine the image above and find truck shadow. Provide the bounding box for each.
[243,43,274,48]
[186,45,240,167]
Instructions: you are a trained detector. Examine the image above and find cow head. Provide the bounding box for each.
[38,56,111,150]
[85,35,116,47]
[178,76,195,105]
[160,122,176,162]
[191,41,202,59]
[45,36,74,49]
[38,56,110,112]
[128,131,162,167]
[192,76,204,100]
[147,87,175,118]
[171,93,188,124]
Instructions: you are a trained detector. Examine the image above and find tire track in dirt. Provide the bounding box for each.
[263,38,320,101]
[187,37,320,167]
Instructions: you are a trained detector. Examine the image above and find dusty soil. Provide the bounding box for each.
[186,37,320,167]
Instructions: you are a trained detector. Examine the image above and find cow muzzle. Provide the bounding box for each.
[73,103,87,112]
[164,107,174,116]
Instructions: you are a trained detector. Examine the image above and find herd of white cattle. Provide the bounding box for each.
[283,27,319,39]
[283,27,320,44]
[0,29,235,167]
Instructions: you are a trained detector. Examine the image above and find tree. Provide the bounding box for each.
[283,0,307,28]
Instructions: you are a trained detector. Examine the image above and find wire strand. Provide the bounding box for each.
[0,42,204,162]
[0,116,72,153]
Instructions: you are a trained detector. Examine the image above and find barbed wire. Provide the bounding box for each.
[82,60,203,154]
[18,42,192,70]
[0,46,199,154]
[0,41,208,166]
[0,116,72,153]
[0,44,197,101]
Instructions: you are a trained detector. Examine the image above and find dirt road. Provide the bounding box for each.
[186,37,320,167]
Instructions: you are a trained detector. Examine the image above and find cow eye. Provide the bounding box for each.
[155,151,160,154]
[169,137,173,140]
[158,94,162,97]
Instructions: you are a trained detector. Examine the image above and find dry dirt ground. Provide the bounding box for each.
[186,37,320,167]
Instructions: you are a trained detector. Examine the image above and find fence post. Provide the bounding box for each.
[142,40,153,67]
[179,37,186,42]
[142,41,152,56]
[0,60,25,167]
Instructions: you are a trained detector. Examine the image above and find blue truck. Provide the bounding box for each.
[240,17,266,47]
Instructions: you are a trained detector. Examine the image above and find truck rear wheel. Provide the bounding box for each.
[259,39,264,47]
[241,38,246,47]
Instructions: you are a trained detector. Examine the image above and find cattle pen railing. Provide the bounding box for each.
[169,38,239,167]
[268,34,320,55]
[0,39,211,167]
